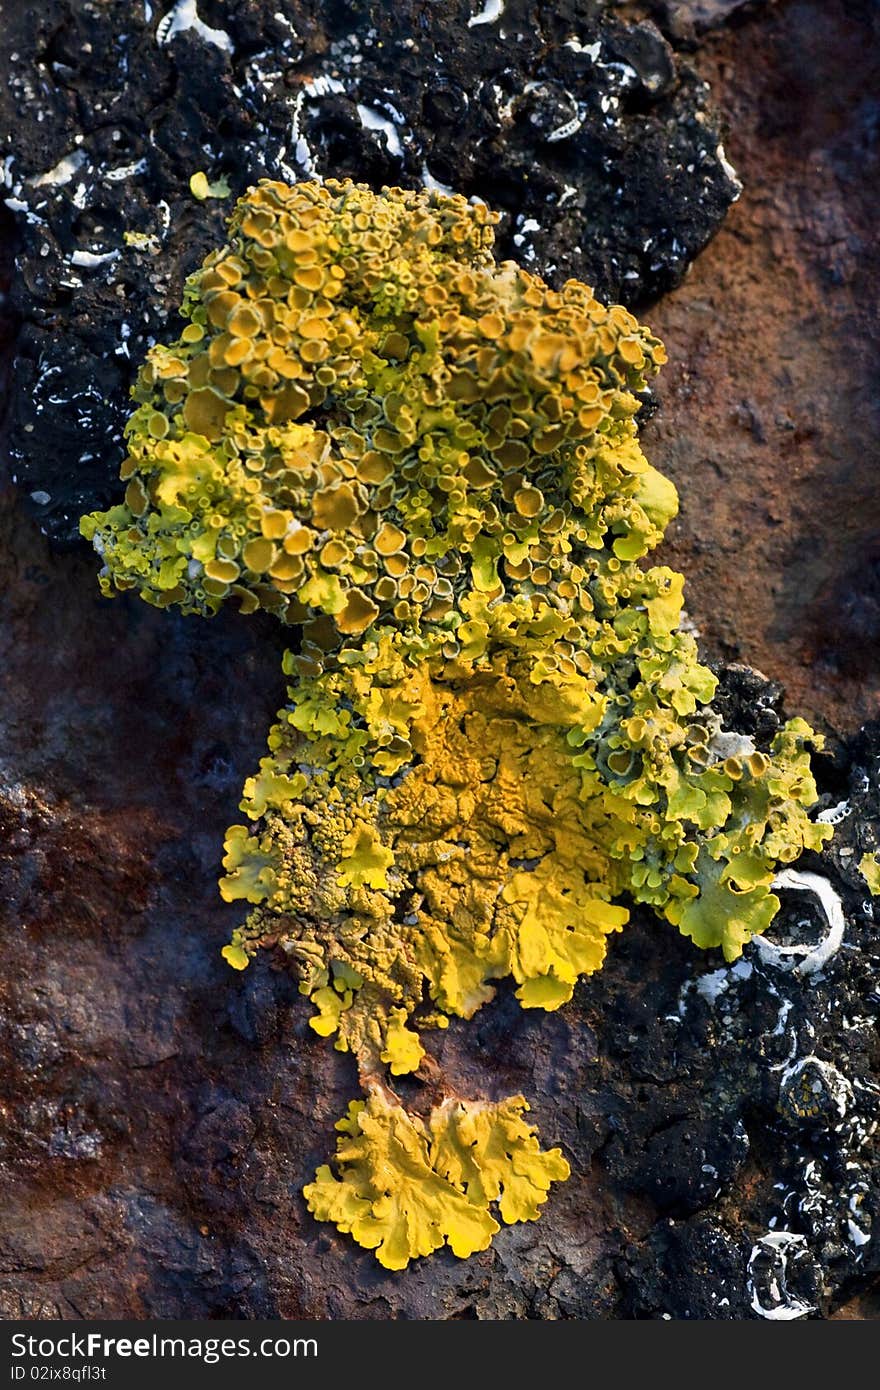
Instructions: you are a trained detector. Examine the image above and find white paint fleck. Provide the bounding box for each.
[546,111,584,144]
[308,75,346,98]
[468,0,505,28]
[716,141,742,194]
[104,158,148,182]
[513,216,541,247]
[32,149,87,187]
[3,197,46,226]
[356,104,403,159]
[70,249,121,268]
[695,967,730,1004]
[421,163,454,197]
[770,996,793,1038]
[565,38,601,61]
[290,76,348,177]
[157,0,234,54]
[848,1218,870,1248]
[754,869,845,976]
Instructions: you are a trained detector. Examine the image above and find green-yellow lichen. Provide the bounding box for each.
[190,170,232,201]
[303,1092,569,1271]
[82,178,833,1270]
[859,851,880,897]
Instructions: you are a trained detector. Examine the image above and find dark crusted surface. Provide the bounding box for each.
[648,0,767,44]
[1,0,879,1320]
[1,0,739,544]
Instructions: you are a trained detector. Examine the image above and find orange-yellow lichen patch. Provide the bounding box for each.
[304,1091,569,1270]
[82,178,834,1272]
[222,630,828,1071]
[82,178,666,634]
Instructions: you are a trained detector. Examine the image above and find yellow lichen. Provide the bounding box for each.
[303,1091,569,1270]
[859,851,880,897]
[221,941,250,971]
[82,178,834,1270]
[189,170,231,201]
[80,179,668,632]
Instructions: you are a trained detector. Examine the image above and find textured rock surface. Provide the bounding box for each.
[1,0,878,1319]
[644,0,880,731]
[648,0,767,44]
